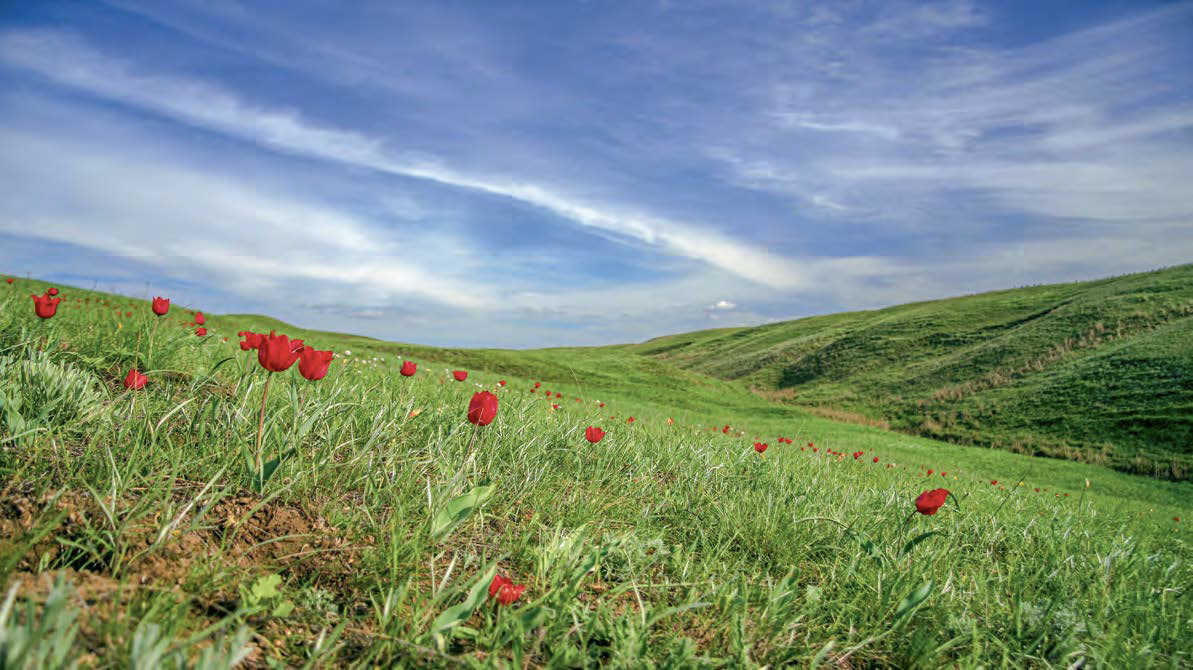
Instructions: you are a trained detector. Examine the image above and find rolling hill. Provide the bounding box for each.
[627,264,1193,479]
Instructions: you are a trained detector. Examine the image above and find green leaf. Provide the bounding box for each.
[429,563,497,644]
[519,605,554,630]
[900,532,943,558]
[246,574,282,606]
[431,482,494,541]
[891,579,934,629]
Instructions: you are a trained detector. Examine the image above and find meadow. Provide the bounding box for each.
[1,276,1190,668]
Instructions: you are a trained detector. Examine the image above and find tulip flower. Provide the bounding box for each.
[551,403,560,410]
[258,332,303,372]
[195,327,207,336]
[723,425,730,434]
[598,402,605,408]
[754,442,768,453]
[4,278,12,284]
[122,368,148,390]
[915,489,950,516]
[151,297,170,316]
[239,331,265,351]
[586,426,605,443]
[31,293,62,319]
[488,575,525,606]
[400,361,417,376]
[452,370,468,381]
[467,391,499,426]
[194,311,205,325]
[873,456,879,463]
[627,416,636,423]
[927,469,934,476]
[534,382,541,388]
[498,380,506,386]
[298,347,334,381]
[47,287,59,296]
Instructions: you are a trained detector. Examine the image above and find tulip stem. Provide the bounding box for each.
[255,372,273,488]
[463,423,480,466]
[147,318,161,368]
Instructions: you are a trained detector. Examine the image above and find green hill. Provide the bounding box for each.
[4,272,1191,667]
[627,264,1193,479]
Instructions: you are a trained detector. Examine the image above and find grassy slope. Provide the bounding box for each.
[3,277,1191,667]
[627,264,1193,479]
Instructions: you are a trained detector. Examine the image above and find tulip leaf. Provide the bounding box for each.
[900,531,943,558]
[891,579,934,629]
[429,563,497,646]
[431,481,494,541]
[250,448,297,493]
[519,605,554,630]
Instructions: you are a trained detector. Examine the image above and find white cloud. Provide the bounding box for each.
[711,300,736,310]
[0,28,803,290]
[0,129,491,309]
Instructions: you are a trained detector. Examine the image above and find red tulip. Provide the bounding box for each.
[530,388,537,393]
[754,442,768,453]
[47,287,59,296]
[4,278,12,284]
[239,331,265,351]
[468,391,499,426]
[298,347,334,381]
[551,403,560,410]
[31,293,62,319]
[257,331,303,372]
[807,442,814,448]
[873,456,879,463]
[498,380,506,386]
[151,296,169,316]
[194,311,205,325]
[915,489,950,516]
[195,327,207,336]
[927,469,934,476]
[534,382,541,388]
[627,416,635,423]
[554,392,562,399]
[941,472,947,477]
[122,369,148,390]
[723,425,730,434]
[598,402,605,408]
[398,360,417,377]
[488,574,525,605]
[452,370,468,382]
[586,426,605,443]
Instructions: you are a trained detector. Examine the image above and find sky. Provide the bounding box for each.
[1,1,1190,348]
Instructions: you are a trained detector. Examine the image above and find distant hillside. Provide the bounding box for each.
[628,265,1193,479]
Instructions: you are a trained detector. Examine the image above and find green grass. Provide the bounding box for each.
[1,276,1190,668]
[628,264,1193,480]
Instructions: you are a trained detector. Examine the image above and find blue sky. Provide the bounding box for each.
[1,1,1190,347]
